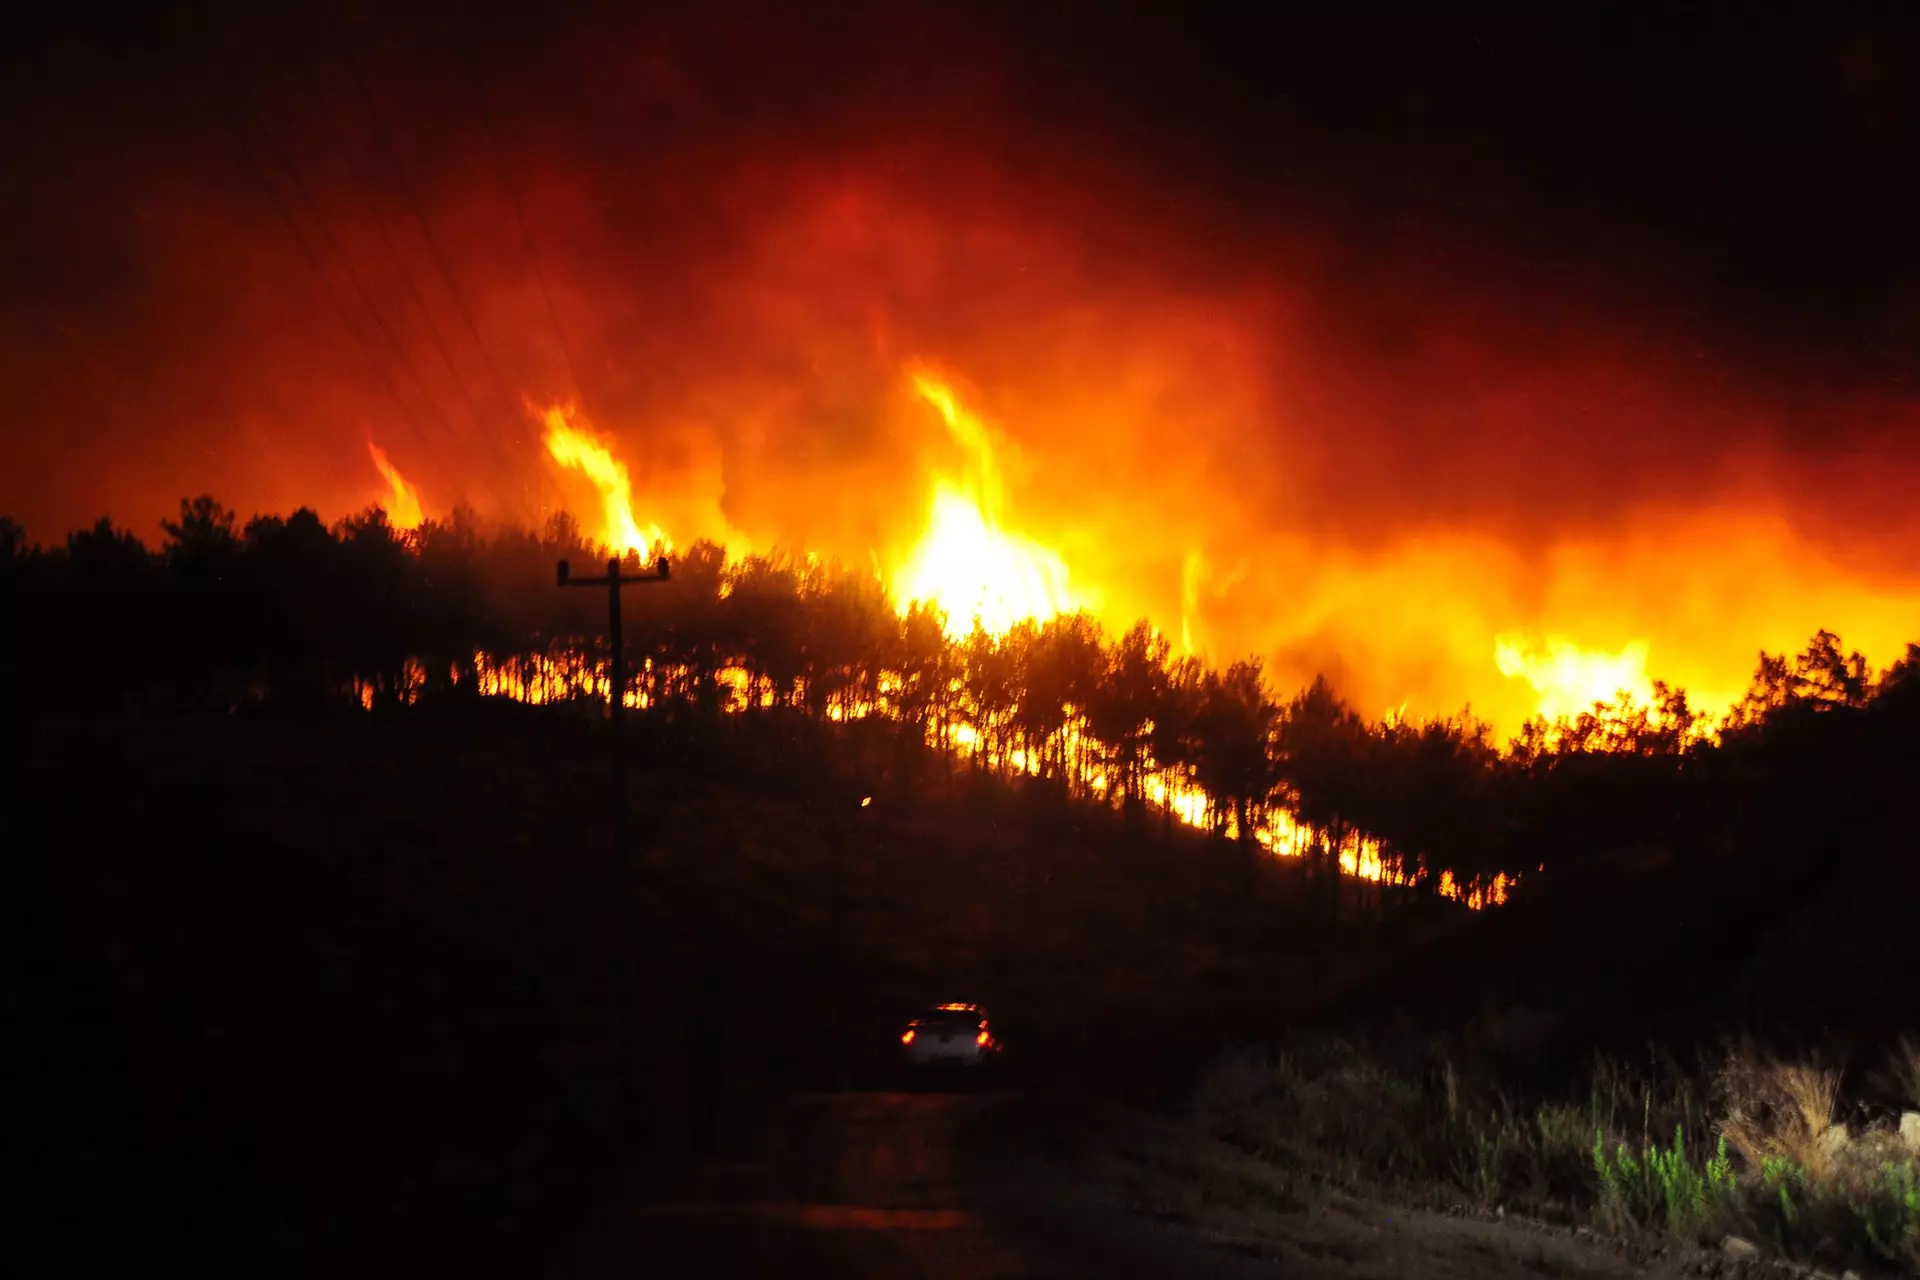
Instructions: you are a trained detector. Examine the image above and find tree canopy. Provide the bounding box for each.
[7,498,1914,914]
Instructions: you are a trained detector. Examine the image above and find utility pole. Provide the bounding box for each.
[558,552,669,1097]
[826,792,870,1093]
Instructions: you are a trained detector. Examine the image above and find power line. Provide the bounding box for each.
[217,14,471,529]
[231,107,452,510]
[329,38,558,524]
[308,91,494,455]
[301,73,531,524]
[246,94,481,519]
[475,82,591,416]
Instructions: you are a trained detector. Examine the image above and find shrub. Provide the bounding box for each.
[1593,1124,1738,1241]
[1759,1155,1809,1233]
[1448,1105,1524,1207]
[1890,1036,1920,1111]
[1850,1159,1920,1269]
[1717,1049,1842,1180]
[1184,1033,1918,1271]
[1192,1038,1430,1190]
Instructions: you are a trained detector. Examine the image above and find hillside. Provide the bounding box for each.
[14,703,1394,1277]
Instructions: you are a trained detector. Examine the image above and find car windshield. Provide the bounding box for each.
[914,1007,983,1029]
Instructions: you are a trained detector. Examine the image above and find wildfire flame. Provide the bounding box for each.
[540,404,669,555]
[499,369,1896,745]
[1494,632,1654,721]
[890,373,1081,637]
[366,442,422,530]
[1180,549,1204,656]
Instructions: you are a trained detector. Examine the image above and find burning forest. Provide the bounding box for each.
[5,12,1918,752]
[11,8,1920,1277]
[8,466,1919,911]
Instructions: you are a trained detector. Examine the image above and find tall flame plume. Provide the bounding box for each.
[540,404,669,555]
[366,442,422,530]
[890,372,1081,637]
[1495,633,1654,722]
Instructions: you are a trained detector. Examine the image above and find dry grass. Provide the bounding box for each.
[1891,1036,1920,1111]
[1716,1047,1842,1179]
[1179,1033,1920,1272]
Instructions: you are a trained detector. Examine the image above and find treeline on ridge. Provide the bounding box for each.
[5,498,1916,913]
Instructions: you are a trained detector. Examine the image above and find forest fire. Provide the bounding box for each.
[347,370,1912,748]
[7,10,1918,755]
[1494,633,1654,723]
[19,22,1920,1278]
[540,405,668,555]
[366,443,422,531]
[890,373,1083,637]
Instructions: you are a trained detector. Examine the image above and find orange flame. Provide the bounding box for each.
[1180,549,1205,656]
[890,373,1083,637]
[366,442,422,530]
[1494,632,1654,721]
[539,405,669,555]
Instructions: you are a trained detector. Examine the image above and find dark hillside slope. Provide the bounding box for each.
[1321,697,1920,1074]
[12,706,1351,1277]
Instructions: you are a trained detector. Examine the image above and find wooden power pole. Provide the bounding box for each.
[559,552,669,1092]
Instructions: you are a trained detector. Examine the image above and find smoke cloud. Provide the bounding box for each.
[2,6,1915,730]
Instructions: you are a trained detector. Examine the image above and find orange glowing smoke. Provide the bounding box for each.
[890,373,1084,637]
[540,404,669,555]
[366,442,422,530]
[1494,632,1654,721]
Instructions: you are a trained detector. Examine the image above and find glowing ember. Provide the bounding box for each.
[1495,632,1654,721]
[540,404,669,555]
[366,442,422,530]
[891,373,1079,637]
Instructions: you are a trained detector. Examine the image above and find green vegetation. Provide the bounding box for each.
[1591,1127,1736,1239]
[1189,1036,1920,1272]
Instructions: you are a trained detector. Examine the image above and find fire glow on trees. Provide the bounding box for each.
[360,367,1915,748]
[9,7,1920,758]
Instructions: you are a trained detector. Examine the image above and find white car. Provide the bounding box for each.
[900,1003,1000,1070]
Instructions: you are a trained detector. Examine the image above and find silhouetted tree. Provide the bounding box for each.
[158,497,248,705]
[334,508,415,708]
[1088,621,1170,811]
[648,539,729,715]
[1194,659,1279,861]
[9,498,1916,919]
[61,517,161,706]
[961,623,1017,772]
[1148,654,1206,841]
[1277,676,1373,910]
[412,506,486,696]
[722,553,802,711]
[1008,613,1102,792]
[0,516,25,563]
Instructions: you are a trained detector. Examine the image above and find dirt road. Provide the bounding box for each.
[556,1090,1686,1280]
[557,1090,1275,1278]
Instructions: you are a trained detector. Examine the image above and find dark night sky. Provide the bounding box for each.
[5,4,1915,377]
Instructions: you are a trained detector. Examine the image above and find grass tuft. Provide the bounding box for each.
[1891,1036,1920,1111]
[1716,1048,1842,1180]
[1185,1031,1920,1272]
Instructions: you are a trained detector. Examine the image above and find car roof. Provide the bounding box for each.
[913,1003,985,1018]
